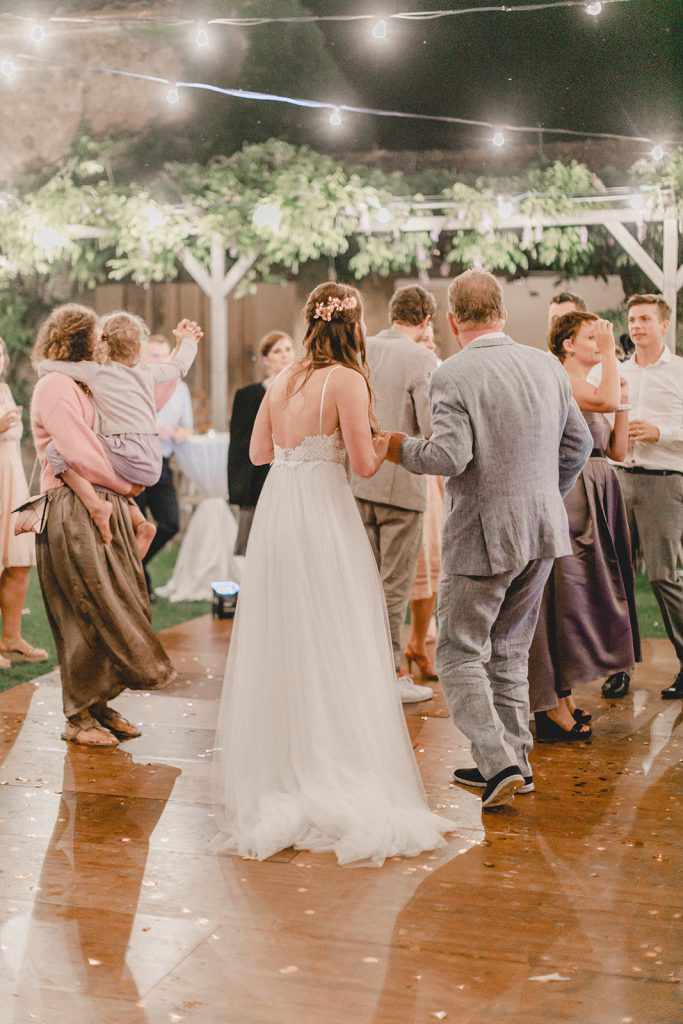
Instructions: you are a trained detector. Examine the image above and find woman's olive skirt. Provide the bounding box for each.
[36,487,176,718]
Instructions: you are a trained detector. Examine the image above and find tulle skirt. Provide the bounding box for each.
[211,459,454,866]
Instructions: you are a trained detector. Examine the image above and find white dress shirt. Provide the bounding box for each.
[590,347,683,471]
[158,379,194,459]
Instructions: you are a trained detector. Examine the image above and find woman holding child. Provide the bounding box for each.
[30,304,198,747]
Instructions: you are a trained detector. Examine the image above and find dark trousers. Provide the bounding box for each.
[135,457,180,591]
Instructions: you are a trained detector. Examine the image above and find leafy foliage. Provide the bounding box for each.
[0,137,680,384]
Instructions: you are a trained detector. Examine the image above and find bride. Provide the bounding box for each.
[212,282,455,866]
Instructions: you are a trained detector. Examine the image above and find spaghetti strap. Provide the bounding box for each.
[319,366,340,436]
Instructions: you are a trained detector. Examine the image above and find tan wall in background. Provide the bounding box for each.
[81,271,626,429]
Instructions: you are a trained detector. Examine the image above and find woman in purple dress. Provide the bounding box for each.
[529,312,640,741]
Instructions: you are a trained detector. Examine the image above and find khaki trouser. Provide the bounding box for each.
[356,499,423,673]
[617,469,683,667]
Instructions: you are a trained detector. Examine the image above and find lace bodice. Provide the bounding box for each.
[273,430,346,467]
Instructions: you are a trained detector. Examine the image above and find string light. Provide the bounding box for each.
[5,54,679,153]
[195,24,210,48]
[585,2,603,13]
[497,196,514,218]
[0,1,640,33]
[0,58,15,80]
[372,19,389,40]
[375,206,392,224]
[252,202,282,232]
[629,192,645,210]
[29,23,47,45]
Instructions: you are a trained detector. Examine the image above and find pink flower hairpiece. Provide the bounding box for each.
[312,295,358,322]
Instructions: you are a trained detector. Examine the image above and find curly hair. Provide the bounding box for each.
[288,282,378,431]
[33,304,100,364]
[547,311,598,362]
[389,285,437,326]
[101,311,149,366]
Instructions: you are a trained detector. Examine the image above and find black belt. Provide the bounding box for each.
[618,466,683,477]
[590,448,606,459]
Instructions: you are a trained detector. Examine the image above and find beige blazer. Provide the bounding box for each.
[351,328,435,512]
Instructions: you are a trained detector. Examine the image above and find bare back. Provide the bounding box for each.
[268,365,343,449]
[249,361,381,478]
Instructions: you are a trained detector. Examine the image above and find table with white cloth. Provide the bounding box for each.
[155,432,244,602]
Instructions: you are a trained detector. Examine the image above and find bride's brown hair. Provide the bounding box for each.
[289,282,378,430]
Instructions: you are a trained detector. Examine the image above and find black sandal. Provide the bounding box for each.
[572,707,592,725]
[534,711,592,743]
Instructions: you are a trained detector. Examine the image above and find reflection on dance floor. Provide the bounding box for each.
[0,621,680,1024]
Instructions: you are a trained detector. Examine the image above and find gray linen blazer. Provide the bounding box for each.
[350,328,435,512]
[401,333,593,576]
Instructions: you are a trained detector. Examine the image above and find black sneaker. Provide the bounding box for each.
[661,669,683,700]
[601,672,630,698]
[481,766,524,809]
[454,766,534,794]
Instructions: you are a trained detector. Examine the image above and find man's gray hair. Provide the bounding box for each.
[448,270,506,324]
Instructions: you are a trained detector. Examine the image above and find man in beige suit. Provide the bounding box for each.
[351,285,437,703]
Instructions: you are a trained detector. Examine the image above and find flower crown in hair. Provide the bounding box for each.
[312,295,358,322]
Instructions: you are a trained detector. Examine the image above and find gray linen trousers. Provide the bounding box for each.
[401,334,592,779]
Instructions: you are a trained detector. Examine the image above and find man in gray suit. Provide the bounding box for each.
[387,271,592,809]
[351,285,437,704]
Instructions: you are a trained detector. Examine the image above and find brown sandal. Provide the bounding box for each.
[0,640,49,663]
[91,706,142,739]
[61,716,120,748]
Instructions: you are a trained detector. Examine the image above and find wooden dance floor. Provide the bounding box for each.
[0,617,681,1024]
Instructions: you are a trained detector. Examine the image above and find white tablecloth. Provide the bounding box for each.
[156,433,245,603]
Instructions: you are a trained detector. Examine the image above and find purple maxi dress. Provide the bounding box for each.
[528,411,641,712]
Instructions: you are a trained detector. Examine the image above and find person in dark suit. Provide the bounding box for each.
[228,331,295,554]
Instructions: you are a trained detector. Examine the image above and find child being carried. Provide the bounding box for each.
[37,311,202,557]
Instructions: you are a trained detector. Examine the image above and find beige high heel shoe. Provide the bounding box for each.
[404,645,438,681]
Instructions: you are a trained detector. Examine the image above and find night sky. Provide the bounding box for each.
[289,0,683,152]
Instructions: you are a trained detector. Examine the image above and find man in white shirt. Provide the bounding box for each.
[612,295,683,699]
[136,333,194,594]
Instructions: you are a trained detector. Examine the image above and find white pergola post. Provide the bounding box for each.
[180,237,258,430]
[662,203,679,349]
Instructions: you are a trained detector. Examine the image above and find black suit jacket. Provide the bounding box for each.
[228,382,270,507]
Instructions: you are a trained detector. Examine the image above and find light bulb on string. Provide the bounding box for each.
[195,24,210,48]
[375,206,391,225]
[0,58,16,81]
[586,2,603,14]
[651,144,665,162]
[372,19,389,41]
[496,196,514,219]
[329,107,343,128]
[166,84,181,106]
[629,192,645,211]
[491,129,505,148]
[252,202,281,233]
[29,23,47,45]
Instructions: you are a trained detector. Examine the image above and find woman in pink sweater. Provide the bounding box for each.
[31,304,175,747]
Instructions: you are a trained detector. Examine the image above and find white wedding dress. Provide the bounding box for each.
[212,368,454,866]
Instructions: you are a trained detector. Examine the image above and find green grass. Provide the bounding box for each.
[0,543,210,694]
[0,563,668,696]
